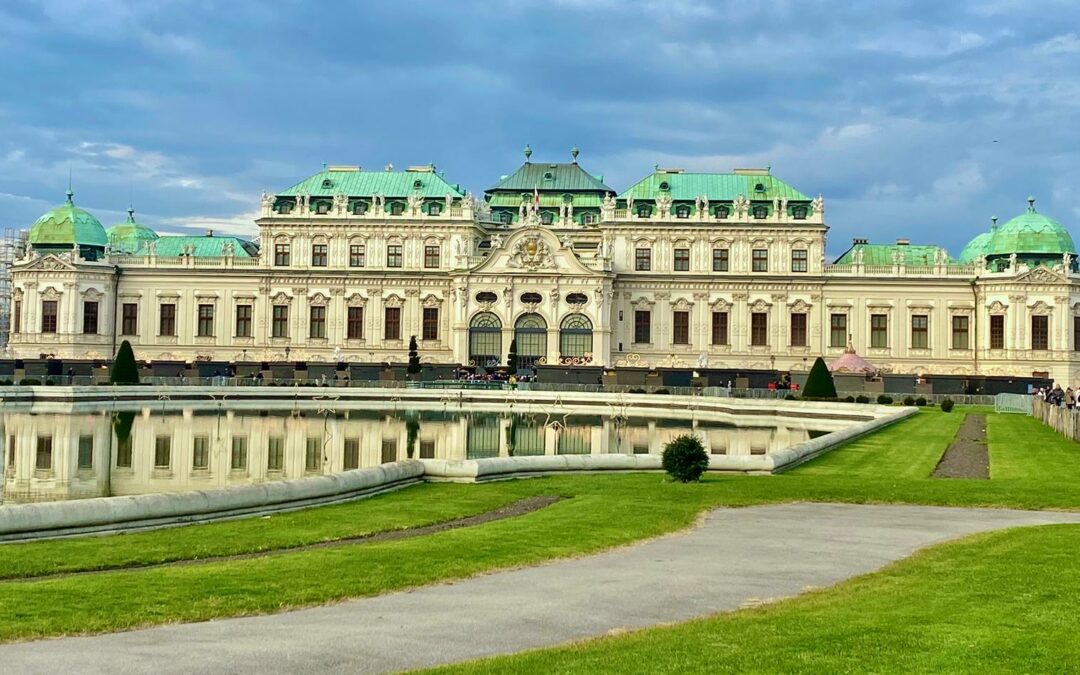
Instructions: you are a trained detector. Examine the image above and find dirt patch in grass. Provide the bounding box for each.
[933,414,989,479]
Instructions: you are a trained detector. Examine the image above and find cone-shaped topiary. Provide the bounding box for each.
[507,338,518,372]
[110,340,139,385]
[802,356,837,399]
[661,434,710,483]
[407,335,421,375]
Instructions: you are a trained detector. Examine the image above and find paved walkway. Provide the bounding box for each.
[5,503,1080,674]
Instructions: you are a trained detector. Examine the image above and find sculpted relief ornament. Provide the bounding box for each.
[507,235,555,270]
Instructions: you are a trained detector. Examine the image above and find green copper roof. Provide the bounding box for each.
[276,167,465,198]
[983,197,1075,258]
[135,235,256,258]
[107,208,159,254]
[834,242,952,266]
[619,170,810,202]
[28,190,108,248]
[486,160,612,195]
[957,230,992,264]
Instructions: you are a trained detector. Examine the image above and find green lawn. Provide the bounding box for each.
[1,409,1079,644]
[429,523,1080,674]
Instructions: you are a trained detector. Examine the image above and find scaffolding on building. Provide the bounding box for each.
[0,228,25,348]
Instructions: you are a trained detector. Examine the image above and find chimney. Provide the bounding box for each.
[207,229,214,237]
[896,238,910,246]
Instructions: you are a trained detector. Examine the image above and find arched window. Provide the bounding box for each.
[427,202,442,216]
[500,211,513,225]
[540,211,554,225]
[560,314,593,359]
[715,205,730,219]
[792,205,808,220]
[469,313,502,368]
[637,204,653,218]
[278,200,294,215]
[752,205,769,219]
[315,200,330,214]
[675,205,690,219]
[514,313,548,370]
[352,201,368,215]
[390,202,405,216]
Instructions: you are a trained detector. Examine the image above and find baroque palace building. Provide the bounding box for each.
[6,147,1080,383]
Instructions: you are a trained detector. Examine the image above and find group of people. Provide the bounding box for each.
[1035,384,1078,409]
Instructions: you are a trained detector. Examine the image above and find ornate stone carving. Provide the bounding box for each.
[507,235,554,270]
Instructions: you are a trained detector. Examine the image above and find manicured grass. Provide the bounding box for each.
[988,413,1080,480]
[430,523,1080,674]
[1,409,1079,643]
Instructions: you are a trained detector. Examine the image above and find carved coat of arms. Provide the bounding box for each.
[508,236,554,270]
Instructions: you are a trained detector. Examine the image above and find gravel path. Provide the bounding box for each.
[933,414,990,479]
[3,503,1078,674]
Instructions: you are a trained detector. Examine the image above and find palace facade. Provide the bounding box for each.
[6,148,1080,383]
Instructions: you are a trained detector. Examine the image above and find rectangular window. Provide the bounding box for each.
[344,438,360,470]
[424,245,440,269]
[952,316,970,350]
[347,306,364,340]
[712,248,729,272]
[384,307,401,341]
[193,436,210,470]
[82,301,99,334]
[635,248,651,271]
[77,435,94,470]
[272,305,289,338]
[752,249,768,272]
[1075,316,1080,352]
[41,300,58,333]
[235,304,252,338]
[387,244,403,268]
[154,436,172,469]
[751,313,768,346]
[871,314,888,348]
[231,436,248,471]
[422,307,439,341]
[13,300,21,334]
[791,249,808,273]
[311,244,327,267]
[381,438,397,464]
[672,310,690,344]
[673,248,690,271]
[274,243,290,266]
[197,303,215,337]
[35,436,52,470]
[1032,315,1049,351]
[116,437,132,468]
[990,315,1005,350]
[790,313,807,347]
[121,303,138,335]
[6,435,14,469]
[309,306,326,339]
[711,312,728,345]
[267,437,284,472]
[420,439,435,459]
[830,314,847,348]
[349,244,366,267]
[911,314,928,349]
[305,437,321,472]
[634,310,651,344]
[159,303,176,337]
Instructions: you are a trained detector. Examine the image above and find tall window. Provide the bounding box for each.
[791,249,808,273]
[83,301,98,334]
[635,247,651,271]
[235,304,252,338]
[159,303,175,336]
[752,249,768,272]
[386,244,403,268]
[1075,316,1080,352]
[790,313,807,347]
[911,314,928,349]
[41,300,58,333]
[1032,315,1049,350]
[78,435,94,470]
[871,314,888,348]
[274,243,290,266]
[305,437,321,472]
[673,248,690,271]
[349,244,366,267]
[230,436,248,471]
[750,313,768,346]
[672,310,690,344]
[344,438,360,470]
[267,437,284,472]
[634,310,651,343]
[121,303,138,335]
[424,245,440,269]
[272,305,289,338]
[830,314,847,348]
[952,316,970,350]
[347,306,364,339]
[12,300,20,334]
[712,248,729,272]
[7,434,14,469]
[422,307,439,341]
[197,304,215,337]
[35,436,52,471]
[384,307,401,340]
[990,315,1005,349]
[154,436,171,469]
[311,244,327,267]
[560,315,593,357]
[711,311,728,345]
[193,436,209,470]
[309,306,326,339]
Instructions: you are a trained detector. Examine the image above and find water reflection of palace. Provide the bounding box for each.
[1,409,819,503]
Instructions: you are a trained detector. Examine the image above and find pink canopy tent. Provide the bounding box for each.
[828,339,878,376]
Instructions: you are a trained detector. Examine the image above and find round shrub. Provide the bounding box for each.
[19,378,41,386]
[661,434,710,483]
[915,396,927,407]
[844,395,855,403]
[784,393,797,400]
[941,398,955,413]
[876,394,893,405]
[855,395,870,404]
[903,396,916,406]
[628,387,646,394]
[654,388,670,395]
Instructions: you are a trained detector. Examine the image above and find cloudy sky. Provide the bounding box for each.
[2,0,1079,255]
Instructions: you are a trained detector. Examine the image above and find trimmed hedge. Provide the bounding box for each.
[802,357,837,399]
[110,340,140,385]
[941,398,955,412]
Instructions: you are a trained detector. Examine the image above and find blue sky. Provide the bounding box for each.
[2,0,1080,256]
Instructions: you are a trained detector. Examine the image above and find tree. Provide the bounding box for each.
[661,434,710,483]
[407,335,421,375]
[507,338,518,372]
[802,356,837,399]
[110,340,139,385]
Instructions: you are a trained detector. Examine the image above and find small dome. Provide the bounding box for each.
[106,207,159,254]
[957,231,992,263]
[984,197,1075,259]
[29,190,108,248]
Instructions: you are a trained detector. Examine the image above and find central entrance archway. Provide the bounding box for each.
[514,313,548,370]
[468,312,502,368]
